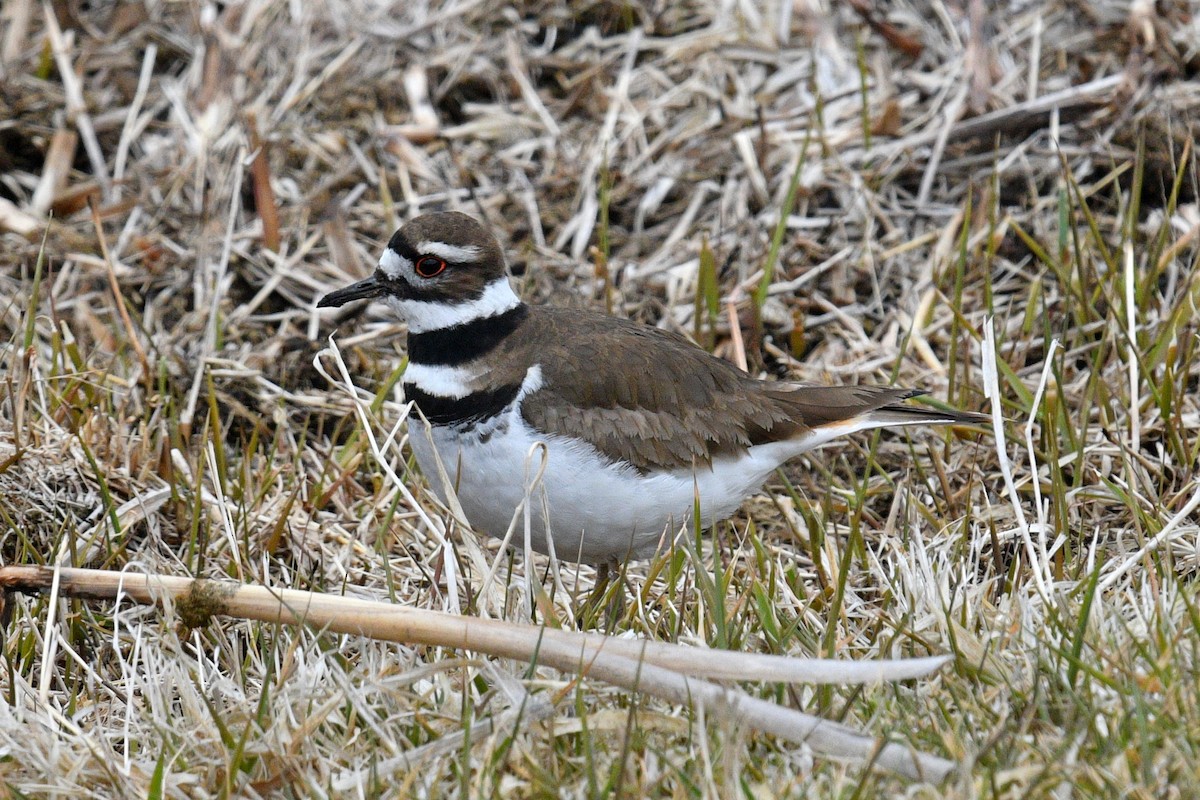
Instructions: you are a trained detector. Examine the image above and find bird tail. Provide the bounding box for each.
[863,394,990,428]
[763,385,988,453]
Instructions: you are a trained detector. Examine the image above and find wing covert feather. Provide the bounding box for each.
[517,309,798,472]
[511,308,954,473]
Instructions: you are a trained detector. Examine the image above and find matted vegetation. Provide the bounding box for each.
[1,0,1198,796]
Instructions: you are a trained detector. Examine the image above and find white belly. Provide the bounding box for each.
[407,406,803,564]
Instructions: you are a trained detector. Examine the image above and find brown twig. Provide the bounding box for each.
[246,110,282,253]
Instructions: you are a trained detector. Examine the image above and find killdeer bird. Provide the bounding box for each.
[319,212,984,565]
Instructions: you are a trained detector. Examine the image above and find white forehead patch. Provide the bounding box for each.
[417,241,483,263]
[379,248,413,280]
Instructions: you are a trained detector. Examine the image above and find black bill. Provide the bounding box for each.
[317,274,384,308]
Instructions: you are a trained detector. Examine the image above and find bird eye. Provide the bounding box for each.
[415,256,447,278]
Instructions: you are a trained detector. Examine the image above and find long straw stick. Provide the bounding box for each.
[2,565,955,781]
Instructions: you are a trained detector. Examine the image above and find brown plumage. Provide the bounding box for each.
[319,212,986,563]
[494,308,980,473]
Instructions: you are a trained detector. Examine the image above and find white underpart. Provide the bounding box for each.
[416,241,482,263]
[385,277,521,334]
[406,363,913,563]
[792,415,885,450]
[402,362,480,399]
[517,364,544,396]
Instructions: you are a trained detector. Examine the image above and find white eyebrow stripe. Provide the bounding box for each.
[417,241,483,263]
[403,363,479,399]
[383,277,521,334]
[379,248,413,280]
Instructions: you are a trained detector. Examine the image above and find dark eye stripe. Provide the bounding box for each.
[387,234,421,263]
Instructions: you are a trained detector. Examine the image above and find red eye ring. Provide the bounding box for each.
[415,256,447,278]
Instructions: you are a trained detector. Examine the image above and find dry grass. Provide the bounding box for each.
[2,0,1199,797]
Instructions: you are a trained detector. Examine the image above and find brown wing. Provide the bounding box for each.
[515,308,934,473]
